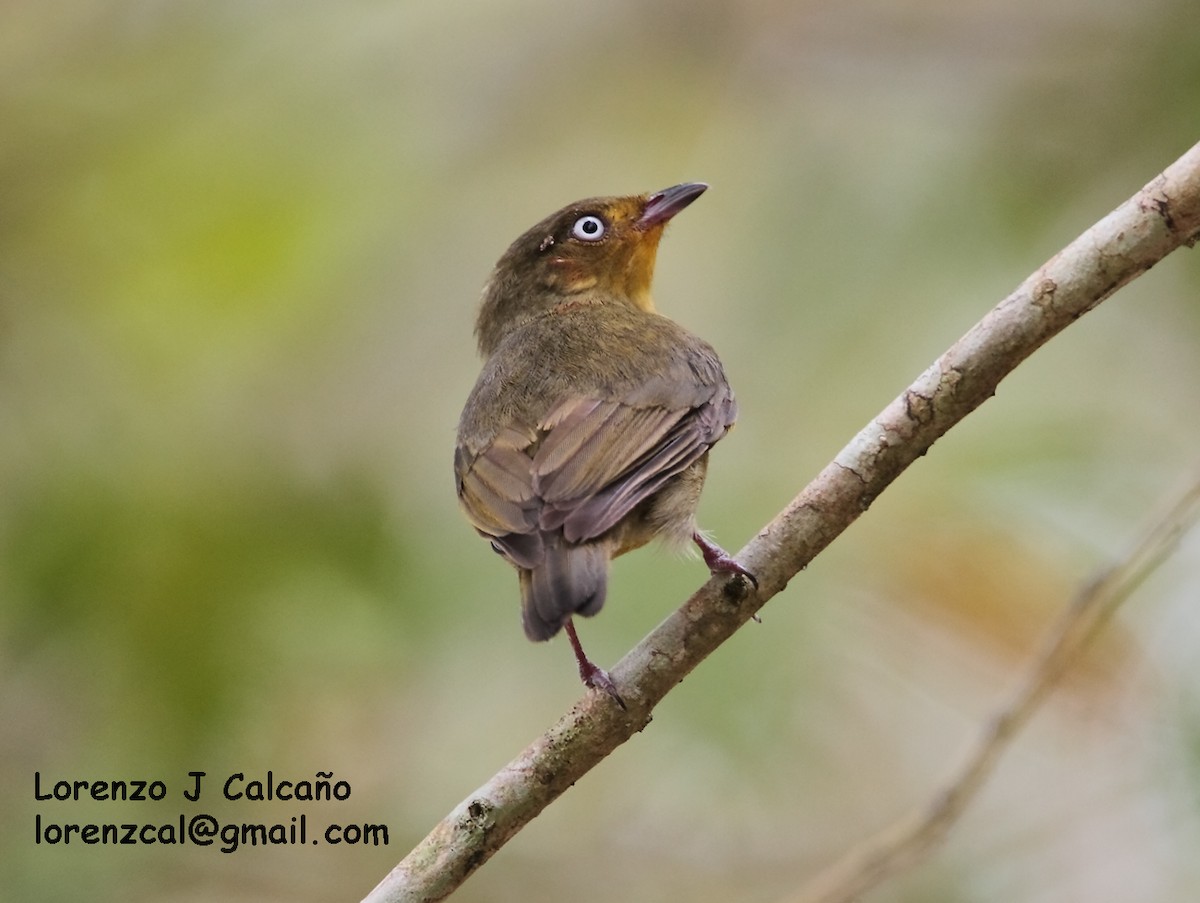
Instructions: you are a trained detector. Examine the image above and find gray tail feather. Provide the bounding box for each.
[519,537,608,641]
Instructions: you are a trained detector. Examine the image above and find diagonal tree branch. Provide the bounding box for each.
[362,140,1200,903]
[788,474,1200,903]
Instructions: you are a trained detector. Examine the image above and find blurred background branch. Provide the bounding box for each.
[792,474,1200,903]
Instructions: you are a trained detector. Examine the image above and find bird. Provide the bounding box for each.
[454,182,754,706]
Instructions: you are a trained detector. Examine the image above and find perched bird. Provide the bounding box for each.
[454,182,753,705]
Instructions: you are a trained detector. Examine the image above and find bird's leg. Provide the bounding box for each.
[693,532,758,589]
[564,619,626,710]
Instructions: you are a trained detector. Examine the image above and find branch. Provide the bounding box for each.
[789,474,1200,903]
[362,140,1200,903]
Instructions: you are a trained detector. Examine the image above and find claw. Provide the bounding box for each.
[692,532,758,589]
[580,663,626,709]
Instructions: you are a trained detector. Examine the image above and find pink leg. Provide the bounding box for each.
[564,619,626,710]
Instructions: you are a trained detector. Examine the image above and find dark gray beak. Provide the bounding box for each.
[638,182,708,228]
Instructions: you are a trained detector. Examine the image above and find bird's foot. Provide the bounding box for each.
[564,619,626,710]
[579,663,626,709]
[692,532,758,590]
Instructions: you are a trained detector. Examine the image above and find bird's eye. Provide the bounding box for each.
[571,215,606,242]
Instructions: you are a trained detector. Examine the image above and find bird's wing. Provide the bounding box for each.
[456,382,735,562]
[454,425,542,563]
[532,393,734,543]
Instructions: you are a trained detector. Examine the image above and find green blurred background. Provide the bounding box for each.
[2,1,1199,901]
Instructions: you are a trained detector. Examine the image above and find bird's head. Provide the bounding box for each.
[475,182,707,356]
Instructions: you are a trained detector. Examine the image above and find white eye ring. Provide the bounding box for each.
[571,215,606,241]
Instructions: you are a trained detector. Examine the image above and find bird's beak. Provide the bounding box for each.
[638,182,708,229]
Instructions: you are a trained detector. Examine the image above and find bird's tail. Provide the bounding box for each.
[519,537,608,641]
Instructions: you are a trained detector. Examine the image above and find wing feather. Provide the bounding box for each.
[536,388,735,542]
[534,401,686,502]
[455,426,539,536]
[456,344,737,566]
